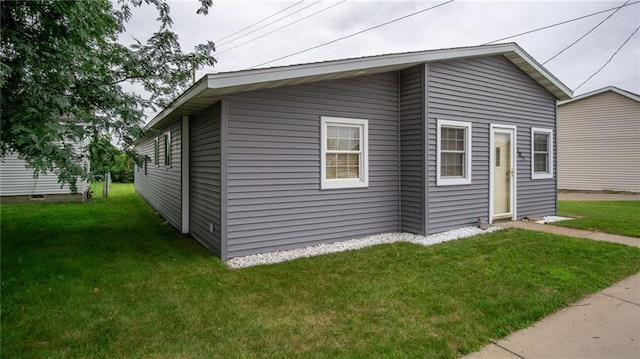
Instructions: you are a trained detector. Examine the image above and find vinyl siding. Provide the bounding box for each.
[225,73,400,258]
[558,91,640,192]
[189,103,223,256]
[399,65,425,234]
[0,142,90,197]
[426,56,557,233]
[134,121,182,230]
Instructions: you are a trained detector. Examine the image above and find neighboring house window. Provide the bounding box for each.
[154,137,159,166]
[320,117,369,189]
[531,127,553,179]
[144,156,148,176]
[163,131,171,168]
[437,119,472,185]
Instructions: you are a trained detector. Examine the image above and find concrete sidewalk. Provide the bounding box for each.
[462,273,640,359]
[462,222,640,359]
[558,193,639,201]
[496,221,639,248]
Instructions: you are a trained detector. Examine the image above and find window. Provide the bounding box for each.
[437,119,472,185]
[163,131,171,168]
[531,127,553,179]
[154,137,159,166]
[320,117,368,189]
[144,156,148,176]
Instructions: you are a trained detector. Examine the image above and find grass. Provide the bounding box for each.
[2,183,640,358]
[557,201,640,237]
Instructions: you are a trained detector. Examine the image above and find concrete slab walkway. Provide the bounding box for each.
[462,222,640,359]
[462,273,640,359]
[558,193,639,201]
[496,221,640,248]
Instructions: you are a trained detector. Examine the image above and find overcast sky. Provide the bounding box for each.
[123,0,640,101]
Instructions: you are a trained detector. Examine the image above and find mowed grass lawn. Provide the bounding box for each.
[2,184,640,358]
[557,200,640,237]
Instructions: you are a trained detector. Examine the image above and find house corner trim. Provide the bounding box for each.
[181,115,190,233]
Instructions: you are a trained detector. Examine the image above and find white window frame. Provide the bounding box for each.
[531,127,553,179]
[436,119,472,186]
[163,131,171,168]
[320,116,369,190]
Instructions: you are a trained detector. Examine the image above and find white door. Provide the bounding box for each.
[490,126,516,222]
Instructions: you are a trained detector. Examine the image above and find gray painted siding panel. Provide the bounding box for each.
[134,121,182,230]
[426,56,557,234]
[225,73,400,258]
[189,103,222,256]
[517,122,558,217]
[400,65,424,234]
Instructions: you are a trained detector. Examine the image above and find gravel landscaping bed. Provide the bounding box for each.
[227,226,502,268]
[534,216,573,224]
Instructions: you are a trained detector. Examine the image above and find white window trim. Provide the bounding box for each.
[163,131,172,168]
[436,119,472,186]
[531,127,553,179]
[320,116,369,190]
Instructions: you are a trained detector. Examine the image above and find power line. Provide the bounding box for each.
[484,1,639,45]
[217,1,323,48]
[574,25,640,91]
[216,0,347,56]
[214,1,305,44]
[543,0,631,65]
[249,0,455,69]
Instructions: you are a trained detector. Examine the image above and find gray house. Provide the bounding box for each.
[134,43,572,259]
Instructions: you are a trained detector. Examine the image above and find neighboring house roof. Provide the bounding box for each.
[558,86,640,106]
[146,42,573,130]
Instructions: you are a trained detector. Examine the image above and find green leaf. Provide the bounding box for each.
[1,0,215,189]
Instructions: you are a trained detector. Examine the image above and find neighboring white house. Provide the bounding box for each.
[0,145,90,203]
[557,86,640,193]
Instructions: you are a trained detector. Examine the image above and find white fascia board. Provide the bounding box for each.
[145,78,209,129]
[207,43,519,90]
[207,43,572,100]
[558,86,640,105]
[507,46,573,100]
[146,43,572,130]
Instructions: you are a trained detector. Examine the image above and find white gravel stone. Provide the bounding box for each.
[227,226,502,269]
[535,216,573,224]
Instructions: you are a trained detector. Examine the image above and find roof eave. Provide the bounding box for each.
[558,86,640,105]
[144,43,573,131]
[145,76,210,130]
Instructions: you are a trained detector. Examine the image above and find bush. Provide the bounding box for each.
[89,136,134,183]
[110,153,135,183]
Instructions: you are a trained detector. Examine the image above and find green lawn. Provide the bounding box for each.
[557,201,640,238]
[2,184,640,358]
